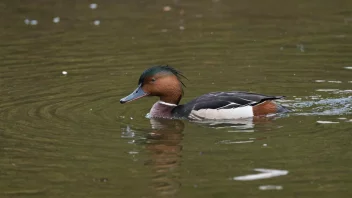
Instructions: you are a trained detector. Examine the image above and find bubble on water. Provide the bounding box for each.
[93,20,100,26]
[263,144,267,147]
[130,117,133,120]
[53,17,60,23]
[62,71,68,75]
[90,3,98,9]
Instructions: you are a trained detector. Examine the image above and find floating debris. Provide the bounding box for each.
[53,17,60,23]
[93,20,100,26]
[90,3,98,9]
[296,44,305,52]
[62,71,68,75]
[259,185,283,190]
[316,120,339,124]
[234,169,288,181]
[163,6,171,12]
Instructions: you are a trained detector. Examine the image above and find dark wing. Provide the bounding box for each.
[172,91,285,118]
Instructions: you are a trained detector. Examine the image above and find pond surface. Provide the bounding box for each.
[1,0,352,197]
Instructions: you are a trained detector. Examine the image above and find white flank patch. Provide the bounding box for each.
[234,168,288,181]
[189,106,253,120]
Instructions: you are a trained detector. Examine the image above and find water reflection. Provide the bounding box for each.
[145,119,184,197]
[192,116,278,132]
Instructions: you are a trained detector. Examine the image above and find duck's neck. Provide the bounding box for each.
[150,101,177,119]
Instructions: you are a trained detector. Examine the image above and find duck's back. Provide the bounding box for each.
[171,91,288,120]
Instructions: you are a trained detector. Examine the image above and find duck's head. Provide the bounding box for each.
[120,65,186,105]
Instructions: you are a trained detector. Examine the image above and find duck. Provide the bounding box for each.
[120,65,289,120]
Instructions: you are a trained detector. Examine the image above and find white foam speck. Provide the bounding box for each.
[259,185,283,190]
[328,80,342,83]
[179,26,185,30]
[234,168,288,181]
[218,140,254,144]
[315,80,326,83]
[62,71,68,75]
[24,18,30,25]
[163,6,171,12]
[53,17,60,23]
[30,20,38,25]
[93,20,100,26]
[344,66,352,70]
[90,3,98,9]
[338,117,347,120]
[316,89,339,92]
[263,144,267,147]
[317,120,339,124]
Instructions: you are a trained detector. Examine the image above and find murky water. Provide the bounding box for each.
[1,0,352,197]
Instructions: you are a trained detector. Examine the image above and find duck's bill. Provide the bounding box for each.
[120,85,148,104]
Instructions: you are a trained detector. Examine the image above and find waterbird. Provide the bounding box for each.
[120,66,289,120]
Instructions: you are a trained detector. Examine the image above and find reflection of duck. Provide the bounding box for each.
[145,119,184,197]
[120,66,289,120]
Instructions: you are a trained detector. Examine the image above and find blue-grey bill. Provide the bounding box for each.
[120,84,148,104]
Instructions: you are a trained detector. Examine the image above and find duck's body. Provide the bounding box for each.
[120,66,289,120]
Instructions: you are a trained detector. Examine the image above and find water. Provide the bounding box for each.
[1,0,352,197]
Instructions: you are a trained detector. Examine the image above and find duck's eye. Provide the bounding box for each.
[151,78,156,83]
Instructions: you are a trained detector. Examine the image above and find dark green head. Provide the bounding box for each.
[120,65,187,104]
[138,65,186,86]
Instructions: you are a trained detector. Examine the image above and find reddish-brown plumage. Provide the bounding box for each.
[252,101,278,116]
